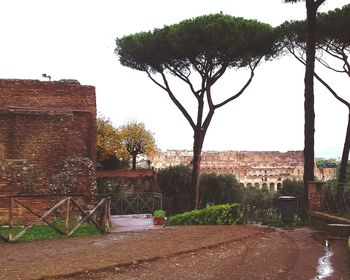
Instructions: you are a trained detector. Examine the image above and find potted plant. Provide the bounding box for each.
[153,209,166,225]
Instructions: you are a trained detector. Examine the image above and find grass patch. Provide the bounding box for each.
[0,223,100,243]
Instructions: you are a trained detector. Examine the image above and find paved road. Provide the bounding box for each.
[110,214,158,232]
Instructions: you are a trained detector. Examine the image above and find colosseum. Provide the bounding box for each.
[151,150,336,191]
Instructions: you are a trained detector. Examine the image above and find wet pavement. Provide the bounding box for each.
[312,239,334,280]
[110,214,161,232]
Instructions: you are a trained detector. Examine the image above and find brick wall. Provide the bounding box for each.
[0,79,97,195]
[96,169,160,194]
[308,181,326,211]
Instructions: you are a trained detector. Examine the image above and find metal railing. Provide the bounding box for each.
[110,192,162,215]
[324,184,350,214]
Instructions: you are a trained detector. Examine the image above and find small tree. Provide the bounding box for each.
[97,117,125,169]
[119,122,157,170]
[156,165,192,214]
[199,173,242,208]
[116,14,276,209]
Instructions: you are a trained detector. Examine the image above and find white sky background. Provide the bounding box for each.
[0,0,349,158]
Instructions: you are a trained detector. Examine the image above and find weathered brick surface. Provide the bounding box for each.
[96,169,160,194]
[0,79,96,193]
[308,181,325,211]
[0,79,97,224]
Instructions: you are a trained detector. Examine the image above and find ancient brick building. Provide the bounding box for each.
[96,169,160,194]
[151,150,337,191]
[0,79,97,195]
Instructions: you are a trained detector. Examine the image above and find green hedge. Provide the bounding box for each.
[166,204,242,226]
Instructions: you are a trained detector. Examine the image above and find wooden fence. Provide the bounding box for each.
[0,194,111,243]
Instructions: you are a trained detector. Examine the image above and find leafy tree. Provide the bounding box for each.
[96,117,125,169]
[156,165,193,214]
[280,178,305,198]
[279,5,350,208]
[119,122,157,170]
[199,173,242,208]
[239,185,276,209]
[116,14,276,209]
[284,0,326,208]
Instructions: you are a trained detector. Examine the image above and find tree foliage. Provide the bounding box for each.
[119,122,157,170]
[156,165,193,214]
[239,185,276,208]
[96,117,122,165]
[199,173,242,208]
[280,179,305,198]
[116,13,276,209]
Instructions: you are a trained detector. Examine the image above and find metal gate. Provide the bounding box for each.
[110,192,162,215]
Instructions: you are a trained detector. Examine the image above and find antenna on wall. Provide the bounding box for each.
[42,73,51,82]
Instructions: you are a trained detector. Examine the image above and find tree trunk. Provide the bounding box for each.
[132,153,137,170]
[303,0,317,214]
[192,130,204,209]
[337,112,350,211]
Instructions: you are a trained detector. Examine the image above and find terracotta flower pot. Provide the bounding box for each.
[153,216,166,225]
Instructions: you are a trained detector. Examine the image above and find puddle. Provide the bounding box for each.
[311,240,334,280]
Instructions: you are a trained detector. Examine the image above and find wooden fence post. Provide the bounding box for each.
[65,197,71,232]
[8,197,14,242]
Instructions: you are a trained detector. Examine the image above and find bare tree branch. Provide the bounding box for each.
[160,71,196,130]
[288,47,350,109]
[164,64,200,97]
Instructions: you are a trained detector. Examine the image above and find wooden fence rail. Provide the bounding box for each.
[0,194,111,243]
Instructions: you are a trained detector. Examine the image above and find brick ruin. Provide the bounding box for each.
[151,150,337,191]
[96,169,160,195]
[0,79,97,196]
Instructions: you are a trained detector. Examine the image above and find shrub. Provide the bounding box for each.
[166,204,242,226]
[153,209,166,217]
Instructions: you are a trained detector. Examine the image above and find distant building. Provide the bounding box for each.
[150,150,337,191]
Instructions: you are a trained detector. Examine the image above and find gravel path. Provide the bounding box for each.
[0,225,348,280]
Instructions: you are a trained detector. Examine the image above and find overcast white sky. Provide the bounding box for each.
[0,0,349,158]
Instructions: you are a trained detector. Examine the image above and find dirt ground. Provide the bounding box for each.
[0,225,349,280]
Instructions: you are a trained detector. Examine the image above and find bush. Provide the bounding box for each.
[199,173,243,208]
[166,204,242,226]
[279,179,304,198]
[157,165,193,214]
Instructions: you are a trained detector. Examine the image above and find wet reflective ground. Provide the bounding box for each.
[307,229,348,280]
[110,214,161,232]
